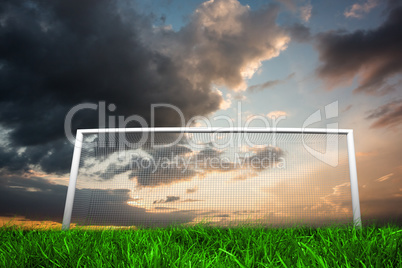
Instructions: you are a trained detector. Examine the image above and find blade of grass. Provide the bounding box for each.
[298,242,327,268]
[76,253,85,268]
[63,237,70,255]
[219,248,247,268]
[276,252,288,268]
[36,242,62,267]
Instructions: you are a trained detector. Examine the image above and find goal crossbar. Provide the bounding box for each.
[77,127,353,134]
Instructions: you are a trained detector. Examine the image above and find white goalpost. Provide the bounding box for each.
[62,128,361,230]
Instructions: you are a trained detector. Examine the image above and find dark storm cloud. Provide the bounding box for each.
[34,140,75,174]
[0,0,222,132]
[153,196,180,204]
[0,175,69,221]
[0,139,73,175]
[248,73,295,92]
[190,145,284,175]
[240,146,285,170]
[0,147,29,172]
[95,145,227,184]
[148,144,193,160]
[315,4,402,95]
[0,174,197,227]
[131,164,197,187]
[0,0,290,175]
[195,147,223,161]
[0,0,222,173]
[366,99,402,129]
[188,147,237,172]
[89,140,285,186]
[95,144,192,181]
[140,145,285,186]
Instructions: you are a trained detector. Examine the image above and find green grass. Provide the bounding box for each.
[0,221,401,267]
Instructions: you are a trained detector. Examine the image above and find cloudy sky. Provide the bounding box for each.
[0,0,401,228]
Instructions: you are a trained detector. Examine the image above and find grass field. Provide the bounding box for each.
[0,221,401,267]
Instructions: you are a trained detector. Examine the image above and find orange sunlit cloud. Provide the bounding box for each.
[376,173,394,182]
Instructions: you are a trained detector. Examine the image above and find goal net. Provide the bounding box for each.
[62,128,361,229]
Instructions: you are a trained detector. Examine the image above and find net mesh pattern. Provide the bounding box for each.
[71,131,352,228]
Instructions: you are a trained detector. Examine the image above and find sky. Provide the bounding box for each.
[0,0,401,229]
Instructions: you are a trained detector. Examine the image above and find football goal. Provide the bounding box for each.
[62,128,361,230]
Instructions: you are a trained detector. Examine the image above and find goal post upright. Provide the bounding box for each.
[62,130,83,230]
[61,127,362,230]
[346,130,362,229]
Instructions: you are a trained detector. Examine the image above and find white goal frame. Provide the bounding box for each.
[62,127,362,230]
